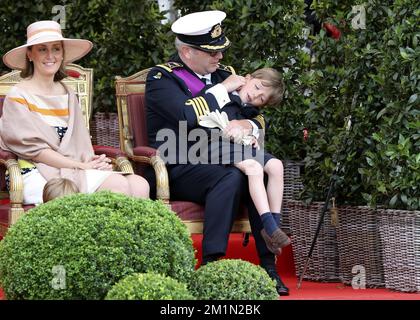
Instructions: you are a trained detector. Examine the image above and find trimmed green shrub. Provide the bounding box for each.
[189,259,278,300]
[0,191,196,299]
[105,272,194,300]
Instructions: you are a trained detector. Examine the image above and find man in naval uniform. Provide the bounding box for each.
[145,10,289,296]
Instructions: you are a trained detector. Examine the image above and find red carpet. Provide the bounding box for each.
[280,276,420,300]
[191,233,295,276]
[192,233,420,300]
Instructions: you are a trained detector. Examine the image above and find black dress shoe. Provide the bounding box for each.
[262,266,290,296]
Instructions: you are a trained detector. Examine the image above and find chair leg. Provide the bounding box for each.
[9,206,25,226]
[242,232,250,247]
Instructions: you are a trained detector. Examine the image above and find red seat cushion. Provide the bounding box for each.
[170,200,248,221]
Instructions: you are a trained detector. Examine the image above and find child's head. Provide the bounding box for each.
[42,178,79,203]
[239,68,285,108]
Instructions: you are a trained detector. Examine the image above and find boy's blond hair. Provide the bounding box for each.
[250,68,285,107]
[43,178,79,203]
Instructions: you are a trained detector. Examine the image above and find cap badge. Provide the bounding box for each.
[211,24,222,39]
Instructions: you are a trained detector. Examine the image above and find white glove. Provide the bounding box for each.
[199,109,229,130]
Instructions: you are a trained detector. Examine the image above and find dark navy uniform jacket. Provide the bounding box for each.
[146,55,266,163]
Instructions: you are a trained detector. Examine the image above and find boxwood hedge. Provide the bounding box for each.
[0,191,196,299]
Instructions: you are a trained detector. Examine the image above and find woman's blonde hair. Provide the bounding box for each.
[250,68,285,107]
[43,178,79,203]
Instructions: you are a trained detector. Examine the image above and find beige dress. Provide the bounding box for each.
[1,86,113,204]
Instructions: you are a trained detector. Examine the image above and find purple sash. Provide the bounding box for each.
[173,68,205,97]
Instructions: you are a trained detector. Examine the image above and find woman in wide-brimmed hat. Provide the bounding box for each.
[0,20,149,204]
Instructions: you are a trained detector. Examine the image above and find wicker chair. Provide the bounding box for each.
[0,64,135,237]
[115,68,251,234]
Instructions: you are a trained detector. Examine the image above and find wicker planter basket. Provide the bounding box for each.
[378,209,420,293]
[282,161,304,235]
[336,206,385,287]
[90,112,120,148]
[286,200,340,282]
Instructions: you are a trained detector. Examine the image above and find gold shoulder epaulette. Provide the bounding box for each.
[156,62,183,73]
[218,64,236,75]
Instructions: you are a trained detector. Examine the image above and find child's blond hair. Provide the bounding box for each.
[43,178,79,203]
[250,68,285,107]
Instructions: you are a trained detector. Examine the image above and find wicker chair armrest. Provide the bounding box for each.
[133,146,158,158]
[0,157,23,207]
[132,147,169,202]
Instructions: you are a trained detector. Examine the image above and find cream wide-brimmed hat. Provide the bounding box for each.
[3,20,93,70]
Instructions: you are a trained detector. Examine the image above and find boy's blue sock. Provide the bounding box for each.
[272,212,282,227]
[261,212,278,236]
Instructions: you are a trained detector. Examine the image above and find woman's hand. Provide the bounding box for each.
[33,149,113,171]
[221,75,246,93]
[82,154,112,171]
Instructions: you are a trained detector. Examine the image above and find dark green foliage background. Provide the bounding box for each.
[1,1,417,209]
[300,0,419,209]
